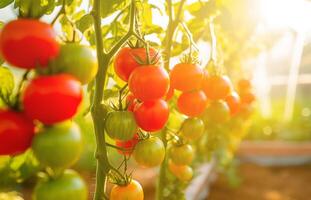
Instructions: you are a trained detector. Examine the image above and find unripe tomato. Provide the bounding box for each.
[114,47,161,81]
[115,134,139,155]
[23,74,82,125]
[133,136,165,167]
[33,170,88,200]
[50,43,98,84]
[202,75,232,100]
[134,99,169,132]
[240,92,255,105]
[32,122,83,169]
[180,118,205,140]
[168,160,193,182]
[0,19,59,69]
[0,109,35,155]
[225,92,241,116]
[105,111,137,140]
[202,100,230,124]
[177,90,207,117]
[110,180,144,200]
[129,65,169,101]
[170,63,204,92]
[170,144,194,165]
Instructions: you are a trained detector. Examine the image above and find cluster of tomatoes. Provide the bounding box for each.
[0,18,98,200]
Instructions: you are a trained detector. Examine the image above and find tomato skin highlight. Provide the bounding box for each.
[32,122,83,169]
[134,99,169,132]
[225,92,241,116]
[0,19,59,69]
[110,180,144,200]
[114,47,161,81]
[0,109,35,156]
[180,118,205,140]
[115,134,139,155]
[50,43,98,84]
[129,65,169,101]
[177,90,207,117]
[133,136,165,167]
[34,170,88,200]
[105,111,138,140]
[170,144,194,165]
[202,75,232,100]
[170,63,204,92]
[23,74,82,125]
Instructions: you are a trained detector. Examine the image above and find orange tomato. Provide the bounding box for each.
[225,92,241,116]
[177,90,207,117]
[110,180,144,200]
[202,75,232,100]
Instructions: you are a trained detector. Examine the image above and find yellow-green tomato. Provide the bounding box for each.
[170,144,194,165]
[180,118,204,140]
[168,160,193,182]
[32,121,83,169]
[51,43,98,84]
[33,170,88,200]
[133,136,165,167]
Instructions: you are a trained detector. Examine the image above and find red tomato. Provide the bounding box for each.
[129,65,169,101]
[0,19,59,69]
[0,109,35,155]
[115,134,139,155]
[23,74,82,125]
[164,85,174,101]
[177,90,207,117]
[225,92,241,116]
[134,99,169,132]
[126,93,137,112]
[238,79,252,93]
[170,63,204,92]
[202,75,232,100]
[114,47,161,81]
[240,92,255,105]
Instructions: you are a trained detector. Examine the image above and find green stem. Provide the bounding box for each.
[156,130,168,200]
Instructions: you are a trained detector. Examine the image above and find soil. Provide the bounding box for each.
[208,163,311,200]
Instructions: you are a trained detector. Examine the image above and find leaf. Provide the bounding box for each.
[0,66,14,103]
[100,0,129,18]
[76,14,94,33]
[0,0,13,8]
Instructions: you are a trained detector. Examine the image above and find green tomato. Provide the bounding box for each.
[170,144,194,165]
[33,170,88,200]
[32,122,83,169]
[180,118,204,140]
[105,111,137,141]
[51,43,98,84]
[202,100,230,124]
[168,160,193,182]
[133,136,165,168]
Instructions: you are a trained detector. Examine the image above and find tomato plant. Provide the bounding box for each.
[33,170,88,200]
[22,74,82,125]
[0,109,35,155]
[0,19,59,69]
[110,179,144,200]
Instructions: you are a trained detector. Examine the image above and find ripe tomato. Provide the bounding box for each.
[170,63,204,92]
[32,122,83,169]
[23,74,82,125]
[34,170,88,200]
[110,180,144,200]
[240,92,255,105]
[114,47,161,81]
[168,160,193,182]
[202,75,232,100]
[133,136,165,167]
[115,134,139,155]
[0,109,35,155]
[238,79,252,93]
[170,144,194,165]
[180,118,205,140]
[134,99,169,132]
[128,65,169,101]
[105,111,137,140]
[164,85,174,101]
[177,90,207,117]
[50,43,98,84]
[0,19,59,69]
[202,100,230,124]
[225,92,241,116]
[126,93,137,112]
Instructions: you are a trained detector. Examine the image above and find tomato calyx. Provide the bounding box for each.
[109,172,133,187]
[180,52,200,65]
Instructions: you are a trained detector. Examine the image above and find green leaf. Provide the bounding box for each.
[100,0,129,18]
[0,0,13,8]
[0,66,14,104]
[76,14,94,33]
